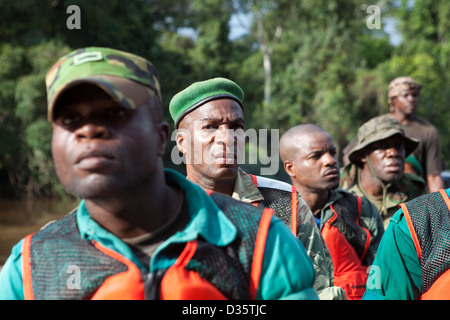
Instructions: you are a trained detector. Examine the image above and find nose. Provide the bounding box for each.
[386,146,400,158]
[323,152,337,166]
[75,123,110,141]
[215,125,236,146]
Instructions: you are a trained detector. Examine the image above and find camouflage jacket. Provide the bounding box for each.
[233,169,347,300]
[318,188,384,265]
[341,165,427,228]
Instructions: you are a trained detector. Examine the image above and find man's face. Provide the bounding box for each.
[362,135,406,184]
[287,131,340,192]
[391,88,419,116]
[51,85,166,199]
[177,99,245,182]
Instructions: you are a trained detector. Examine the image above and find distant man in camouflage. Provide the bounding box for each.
[341,116,427,228]
[343,76,445,192]
[170,78,346,300]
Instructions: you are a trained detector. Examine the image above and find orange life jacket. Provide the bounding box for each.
[401,189,450,300]
[320,194,371,300]
[21,192,273,300]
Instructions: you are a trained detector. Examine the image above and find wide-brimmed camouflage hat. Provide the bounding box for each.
[348,115,419,167]
[45,47,161,121]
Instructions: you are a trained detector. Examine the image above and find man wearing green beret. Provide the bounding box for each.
[0,48,319,300]
[170,77,346,300]
[341,116,427,228]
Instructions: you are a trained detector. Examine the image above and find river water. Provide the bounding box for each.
[0,197,79,265]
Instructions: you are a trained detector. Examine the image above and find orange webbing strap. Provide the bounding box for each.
[249,208,273,300]
[250,174,258,187]
[160,240,227,300]
[91,241,145,300]
[291,185,297,235]
[439,189,450,210]
[22,233,35,300]
[419,190,450,300]
[400,202,422,261]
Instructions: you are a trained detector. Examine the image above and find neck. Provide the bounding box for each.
[359,166,384,197]
[294,183,329,216]
[84,171,182,239]
[186,167,237,196]
[389,111,412,125]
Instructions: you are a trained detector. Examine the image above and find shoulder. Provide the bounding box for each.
[407,116,439,137]
[402,173,427,194]
[252,174,293,193]
[411,115,434,127]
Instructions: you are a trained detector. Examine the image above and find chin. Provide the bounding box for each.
[211,165,239,179]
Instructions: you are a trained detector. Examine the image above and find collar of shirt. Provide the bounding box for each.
[231,168,264,203]
[76,169,237,272]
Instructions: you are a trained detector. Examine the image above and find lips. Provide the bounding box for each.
[324,168,339,177]
[74,148,116,171]
[214,153,237,164]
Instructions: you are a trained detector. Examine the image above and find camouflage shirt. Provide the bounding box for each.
[343,166,427,228]
[233,169,347,300]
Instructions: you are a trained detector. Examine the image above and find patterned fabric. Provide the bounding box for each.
[233,169,347,300]
[185,192,267,299]
[347,115,418,167]
[45,47,161,121]
[387,76,422,110]
[29,213,129,300]
[329,195,369,263]
[25,192,268,300]
[404,191,450,293]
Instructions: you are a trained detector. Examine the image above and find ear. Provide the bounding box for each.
[283,160,296,178]
[155,121,169,157]
[175,129,188,154]
[360,155,368,165]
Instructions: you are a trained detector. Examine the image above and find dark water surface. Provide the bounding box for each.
[0,197,79,265]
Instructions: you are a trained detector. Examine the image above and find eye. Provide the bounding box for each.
[60,114,82,126]
[107,107,129,119]
[202,123,217,130]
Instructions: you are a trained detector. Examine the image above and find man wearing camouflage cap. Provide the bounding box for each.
[344,76,445,192]
[0,47,319,300]
[170,77,346,300]
[341,116,426,227]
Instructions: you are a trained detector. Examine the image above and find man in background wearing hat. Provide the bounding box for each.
[280,124,384,300]
[170,77,346,300]
[0,48,319,300]
[341,116,426,228]
[343,76,445,193]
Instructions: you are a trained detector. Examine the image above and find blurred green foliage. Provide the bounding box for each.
[0,0,449,198]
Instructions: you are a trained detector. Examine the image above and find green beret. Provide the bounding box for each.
[169,77,244,128]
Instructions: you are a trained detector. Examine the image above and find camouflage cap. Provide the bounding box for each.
[45,47,161,121]
[387,76,421,107]
[348,115,419,167]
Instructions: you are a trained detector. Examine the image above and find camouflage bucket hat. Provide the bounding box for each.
[348,116,419,167]
[45,47,161,121]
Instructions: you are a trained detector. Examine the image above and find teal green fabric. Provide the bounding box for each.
[360,190,450,299]
[0,169,318,300]
[169,77,244,128]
